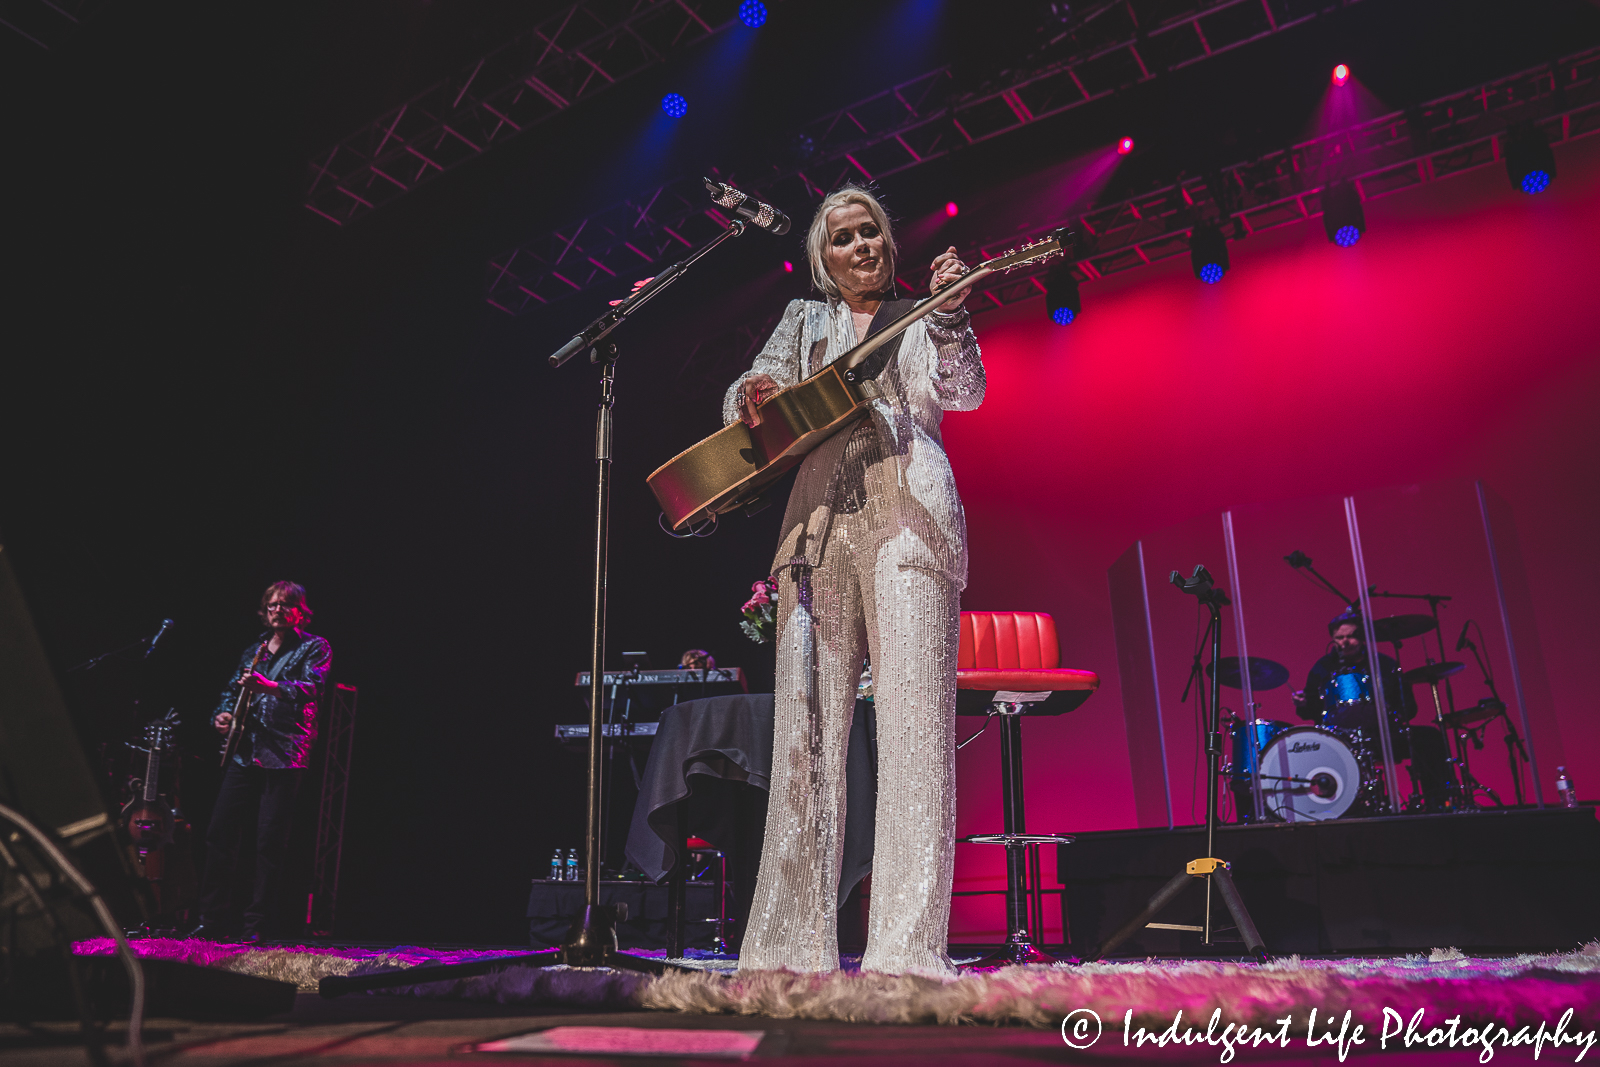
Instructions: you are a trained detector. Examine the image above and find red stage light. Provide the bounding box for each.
[1117,136,1134,155]
[1332,64,1350,87]
[782,260,794,273]
[945,201,959,217]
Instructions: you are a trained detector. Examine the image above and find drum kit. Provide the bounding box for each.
[1216,610,1518,823]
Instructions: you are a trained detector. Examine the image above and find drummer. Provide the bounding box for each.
[1292,611,1454,810]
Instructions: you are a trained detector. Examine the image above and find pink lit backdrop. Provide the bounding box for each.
[944,135,1600,942]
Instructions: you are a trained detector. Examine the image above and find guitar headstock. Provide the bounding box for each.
[979,228,1074,273]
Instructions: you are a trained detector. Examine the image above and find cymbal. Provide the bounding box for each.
[1402,661,1465,686]
[1207,655,1290,691]
[1372,614,1437,643]
[1443,697,1505,728]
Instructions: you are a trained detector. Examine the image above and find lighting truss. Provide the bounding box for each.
[305,0,750,227]
[964,46,1600,312]
[641,45,1600,387]
[487,0,1363,314]
[306,683,357,937]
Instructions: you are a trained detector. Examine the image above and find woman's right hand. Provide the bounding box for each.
[213,712,233,736]
[738,374,780,427]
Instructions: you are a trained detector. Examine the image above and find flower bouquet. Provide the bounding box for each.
[739,576,779,644]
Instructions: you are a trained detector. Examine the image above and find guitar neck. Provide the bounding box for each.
[143,743,161,802]
[840,264,993,373]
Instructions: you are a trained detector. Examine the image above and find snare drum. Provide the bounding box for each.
[1257,725,1367,821]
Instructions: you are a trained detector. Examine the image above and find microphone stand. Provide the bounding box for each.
[1283,551,1357,609]
[1095,566,1266,961]
[1459,627,1525,805]
[319,221,752,998]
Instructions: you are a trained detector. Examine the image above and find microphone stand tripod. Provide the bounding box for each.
[1094,566,1266,961]
[1459,626,1525,805]
[318,220,752,998]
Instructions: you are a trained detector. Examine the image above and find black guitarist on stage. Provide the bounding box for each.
[191,581,331,941]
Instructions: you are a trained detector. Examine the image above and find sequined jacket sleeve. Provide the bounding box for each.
[722,299,808,425]
[922,308,984,412]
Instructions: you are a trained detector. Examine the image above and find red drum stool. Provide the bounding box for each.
[956,611,1098,966]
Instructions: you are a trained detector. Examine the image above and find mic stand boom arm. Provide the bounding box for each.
[548,221,747,368]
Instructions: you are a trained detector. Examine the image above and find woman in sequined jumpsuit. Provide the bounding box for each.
[724,186,982,976]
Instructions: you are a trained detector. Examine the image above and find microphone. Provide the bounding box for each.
[704,179,791,235]
[1285,550,1311,569]
[144,619,174,660]
[1455,620,1472,652]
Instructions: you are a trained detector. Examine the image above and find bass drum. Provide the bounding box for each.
[1257,726,1365,821]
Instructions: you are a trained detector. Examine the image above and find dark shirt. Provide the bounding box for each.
[1298,649,1414,726]
[213,630,331,769]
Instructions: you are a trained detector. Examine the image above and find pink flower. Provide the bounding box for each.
[751,591,770,605]
[752,581,768,593]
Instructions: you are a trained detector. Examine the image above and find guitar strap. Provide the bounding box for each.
[849,297,919,383]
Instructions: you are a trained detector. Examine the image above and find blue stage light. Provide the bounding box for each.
[1333,224,1362,247]
[661,93,688,118]
[1045,263,1081,326]
[1189,224,1230,284]
[738,0,767,27]
[1504,123,1556,195]
[1321,182,1366,247]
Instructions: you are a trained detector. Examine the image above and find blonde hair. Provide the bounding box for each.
[805,185,898,300]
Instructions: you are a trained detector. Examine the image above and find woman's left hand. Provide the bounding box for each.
[931,246,968,310]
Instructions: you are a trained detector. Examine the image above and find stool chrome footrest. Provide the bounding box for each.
[961,832,1074,847]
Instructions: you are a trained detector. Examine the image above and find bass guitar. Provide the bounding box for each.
[647,231,1066,530]
[220,640,269,767]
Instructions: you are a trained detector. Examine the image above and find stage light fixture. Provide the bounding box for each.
[1117,136,1135,155]
[738,0,767,28]
[944,201,959,217]
[1320,181,1365,247]
[1332,64,1350,87]
[783,260,794,273]
[1504,123,1556,194]
[1045,262,1081,325]
[1189,225,1229,284]
[661,93,688,118]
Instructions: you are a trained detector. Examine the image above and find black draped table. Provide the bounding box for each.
[623,693,878,954]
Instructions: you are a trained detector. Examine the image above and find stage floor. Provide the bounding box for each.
[9,939,1597,1065]
[5,987,1594,1067]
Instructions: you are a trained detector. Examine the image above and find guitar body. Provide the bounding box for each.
[645,231,1065,532]
[648,361,884,530]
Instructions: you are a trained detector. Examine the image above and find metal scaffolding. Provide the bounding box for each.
[486,0,1367,314]
[306,683,357,937]
[305,0,751,227]
[639,45,1600,389]
[964,46,1600,310]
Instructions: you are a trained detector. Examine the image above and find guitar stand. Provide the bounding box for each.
[1095,567,1266,962]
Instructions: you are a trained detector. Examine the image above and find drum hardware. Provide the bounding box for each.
[1370,614,1438,643]
[1455,621,1528,805]
[1095,567,1266,961]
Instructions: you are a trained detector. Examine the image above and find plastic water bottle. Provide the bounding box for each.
[1556,767,1578,809]
[564,848,580,881]
[549,849,563,882]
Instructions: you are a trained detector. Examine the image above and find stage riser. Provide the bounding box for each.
[1058,808,1600,955]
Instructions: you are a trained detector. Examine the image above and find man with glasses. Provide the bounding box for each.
[192,581,331,941]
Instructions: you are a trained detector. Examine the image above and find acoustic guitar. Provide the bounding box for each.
[647,232,1066,531]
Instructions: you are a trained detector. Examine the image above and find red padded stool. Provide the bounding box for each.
[956,611,1099,966]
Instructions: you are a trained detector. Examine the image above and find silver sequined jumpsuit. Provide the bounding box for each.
[723,297,984,976]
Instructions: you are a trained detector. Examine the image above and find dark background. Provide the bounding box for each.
[3,0,1597,944]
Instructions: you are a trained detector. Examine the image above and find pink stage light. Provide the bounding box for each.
[945,201,959,217]
[782,260,794,273]
[1117,136,1134,155]
[1332,64,1350,87]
